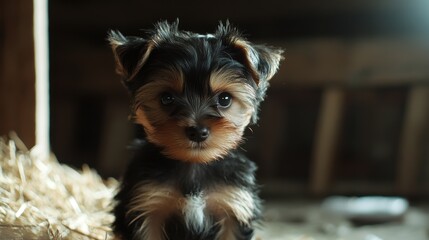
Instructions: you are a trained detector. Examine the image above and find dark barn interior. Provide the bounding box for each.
[2,0,429,239]
[49,0,429,197]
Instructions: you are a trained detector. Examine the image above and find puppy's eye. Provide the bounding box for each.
[160,92,175,105]
[217,92,232,108]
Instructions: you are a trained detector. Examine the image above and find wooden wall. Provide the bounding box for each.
[0,0,36,147]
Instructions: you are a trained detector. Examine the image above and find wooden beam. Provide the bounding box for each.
[271,38,429,87]
[310,87,345,195]
[0,0,36,147]
[273,39,348,86]
[397,87,429,194]
[346,39,429,86]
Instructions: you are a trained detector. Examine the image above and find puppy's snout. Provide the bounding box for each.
[185,125,210,142]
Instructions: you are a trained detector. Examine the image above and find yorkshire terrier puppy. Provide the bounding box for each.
[108,21,282,240]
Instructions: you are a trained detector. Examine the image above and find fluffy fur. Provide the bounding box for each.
[108,20,282,240]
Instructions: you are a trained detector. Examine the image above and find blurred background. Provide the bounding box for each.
[2,0,429,197]
[2,0,429,239]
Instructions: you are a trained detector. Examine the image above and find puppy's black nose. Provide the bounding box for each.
[185,126,210,142]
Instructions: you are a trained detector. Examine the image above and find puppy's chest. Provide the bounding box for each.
[128,182,256,231]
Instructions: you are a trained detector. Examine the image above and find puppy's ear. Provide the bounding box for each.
[108,31,154,82]
[216,22,283,85]
[216,22,283,123]
[233,41,283,110]
[233,40,283,86]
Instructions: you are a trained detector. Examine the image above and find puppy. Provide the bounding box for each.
[108,21,282,240]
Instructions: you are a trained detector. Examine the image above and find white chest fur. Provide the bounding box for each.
[127,183,256,240]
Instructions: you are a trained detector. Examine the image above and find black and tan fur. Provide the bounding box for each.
[108,21,282,240]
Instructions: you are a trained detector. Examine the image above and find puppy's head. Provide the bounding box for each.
[109,21,283,163]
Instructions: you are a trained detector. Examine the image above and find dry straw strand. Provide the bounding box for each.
[0,135,117,239]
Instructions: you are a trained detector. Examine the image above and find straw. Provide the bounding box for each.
[0,135,118,239]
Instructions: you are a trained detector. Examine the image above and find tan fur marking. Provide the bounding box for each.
[146,118,241,163]
[215,218,239,240]
[134,68,184,106]
[206,186,257,240]
[128,42,156,80]
[133,69,254,163]
[135,108,155,135]
[206,186,255,226]
[233,39,261,83]
[133,68,184,136]
[210,69,255,130]
[127,183,184,240]
[127,183,255,239]
[109,37,156,80]
[234,39,283,82]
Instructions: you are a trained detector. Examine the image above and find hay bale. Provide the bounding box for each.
[0,136,117,239]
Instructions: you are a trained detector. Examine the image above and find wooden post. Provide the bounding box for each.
[0,0,36,147]
[397,86,429,194]
[310,87,345,194]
